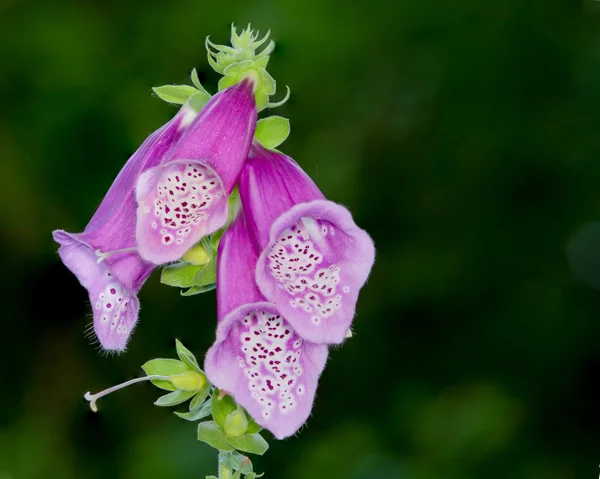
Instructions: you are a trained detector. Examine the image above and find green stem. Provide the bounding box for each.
[218,451,232,479]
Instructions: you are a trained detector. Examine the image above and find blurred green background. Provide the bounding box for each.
[2,0,600,477]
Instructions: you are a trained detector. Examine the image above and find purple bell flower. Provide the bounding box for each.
[135,79,257,265]
[52,104,198,351]
[239,143,375,345]
[204,212,328,439]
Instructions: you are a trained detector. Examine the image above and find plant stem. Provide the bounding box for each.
[218,451,232,479]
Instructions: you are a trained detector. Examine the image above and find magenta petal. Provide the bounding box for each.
[52,104,195,351]
[204,302,328,439]
[136,80,257,264]
[255,200,375,344]
[53,231,142,350]
[239,143,324,249]
[135,160,228,264]
[206,214,328,439]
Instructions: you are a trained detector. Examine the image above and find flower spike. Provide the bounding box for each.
[53,103,199,351]
[239,143,376,345]
[204,212,328,439]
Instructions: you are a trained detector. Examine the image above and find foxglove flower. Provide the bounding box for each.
[52,104,198,351]
[239,143,375,344]
[135,79,257,264]
[204,213,328,439]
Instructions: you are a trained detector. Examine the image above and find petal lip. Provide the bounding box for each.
[52,230,147,351]
[204,301,328,439]
[255,199,375,344]
[135,159,229,264]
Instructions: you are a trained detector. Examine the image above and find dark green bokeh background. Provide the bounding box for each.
[2,0,600,477]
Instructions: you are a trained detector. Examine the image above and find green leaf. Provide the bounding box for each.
[175,339,201,372]
[233,472,241,479]
[175,398,212,421]
[226,433,269,455]
[180,283,216,296]
[154,389,196,407]
[153,84,199,105]
[194,258,217,287]
[189,384,210,411]
[254,116,290,150]
[161,263,203,288]
[198,421,234,451]
[141,358,189,391]
[190,68,209,94]
[221,451,253,474]
[211,390,238,427]
[189,91,211,113]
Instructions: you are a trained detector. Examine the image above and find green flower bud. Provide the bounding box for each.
[169,370,206,391]
[182,243,211,265]
[223,409,249,437]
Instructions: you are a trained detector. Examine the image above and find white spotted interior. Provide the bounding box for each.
[93,273,130,337]
[146,163,222,246]
[267,218,348,325]
[236,310,306,419]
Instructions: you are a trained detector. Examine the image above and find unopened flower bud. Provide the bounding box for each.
[223,409,248,437]
[170,370,206,391]
[182,244,211,266]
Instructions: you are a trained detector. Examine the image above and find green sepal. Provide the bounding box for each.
[245,414,263,434]
[175,339,202,372]
[258,69,276,95]
[221,451,253,475]
[206,476,218,479]
[255,92,269,112]
[218,75,238,91]
[181,283,216,296]
[194,257,217,288]
[175,398,212,421]
[161,263,203,288]
[190,68,209,94]
[189,384,211,411]
[154,389,196,407]
[188,91,211,113]
[141,358,189,391]
[153,84,199,105]
[254,116,290,150]
[198,421,235,451]
[233,472,241,479]
[223,60,255,76]
[211,390,238,427]
[226,433,269,456]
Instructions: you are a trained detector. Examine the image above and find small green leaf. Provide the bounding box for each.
[153,84,199,105]
[175,339,202,372]
[189,91,211,113]
[190,68,209,94]
[198,421,234,451]
[175,398,212,421]
[180,283,216,296]
[226,433,269,455]
[254,116,290,150]
[154,389,196,407]
[233,472,241,479]
[161,263,203,288]
[212,390,238,427]
[206,476,218,479]
[189,384,210,411]
[142,358,189,391]
[221,451,253,474]
[194,258,217,287]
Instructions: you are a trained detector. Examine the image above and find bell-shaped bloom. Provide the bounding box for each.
[204,213,328,439]
[239,143,375,345]
[52,104,198,351]
[135,79,257,265]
